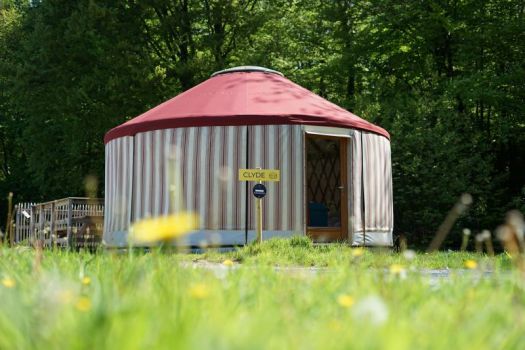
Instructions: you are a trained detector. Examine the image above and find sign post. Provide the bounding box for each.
[252,183,267,243]
[256,190,262,243]
[239,169,279,244]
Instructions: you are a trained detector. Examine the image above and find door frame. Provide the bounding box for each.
[304,133,348,242]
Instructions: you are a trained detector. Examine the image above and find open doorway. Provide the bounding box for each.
[305,135,348,242]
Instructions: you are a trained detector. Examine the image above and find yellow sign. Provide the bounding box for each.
[238,169,280,182]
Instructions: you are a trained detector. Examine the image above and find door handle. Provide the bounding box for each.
[338,186,344,190]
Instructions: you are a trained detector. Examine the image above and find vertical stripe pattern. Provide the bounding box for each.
[103,136,133,235]
[127,127,247,231]
[351,131,363,233]
[104,126,392,244]
[351,131,394,234]
[247,125,304,233]
[347,135,354,239]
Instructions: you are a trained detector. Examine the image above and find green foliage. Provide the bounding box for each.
[0,0,524,247]
[6,1,164,199]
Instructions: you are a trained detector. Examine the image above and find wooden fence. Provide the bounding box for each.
[13,197,104,249]
[13,202,36,243]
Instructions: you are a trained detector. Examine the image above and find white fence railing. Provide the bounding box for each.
[13,197,104,248]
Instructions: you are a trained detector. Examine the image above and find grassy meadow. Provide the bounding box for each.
[190,236,511,269]
[0,238,524,349]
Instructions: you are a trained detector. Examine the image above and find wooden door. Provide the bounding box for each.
[305,135,348,242]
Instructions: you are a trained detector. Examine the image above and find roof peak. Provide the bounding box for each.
[211,66,284,77]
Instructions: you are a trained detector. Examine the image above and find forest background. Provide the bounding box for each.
[0,0,523,248]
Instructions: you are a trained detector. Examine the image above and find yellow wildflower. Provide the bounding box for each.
[1,277,15,288]
[328,320,342,331]
[389,264,405,274]
[464,259,478,269]
[389,264,407,279]
[75,297,92,312]
[189,283,209,299]
[351,248,364,257]
[222,259,234,267]
[81,277,91,285]
[337,294,355,308]
[129,212,199,243]
[59,290,74,304]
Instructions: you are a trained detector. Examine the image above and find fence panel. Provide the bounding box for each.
[13,198,104,248]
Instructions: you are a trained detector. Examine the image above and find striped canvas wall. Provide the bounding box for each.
[350,130,363,237]
[104,136,134,235]
[104,126,392,246]
[247,125,304,233]
[104,125,304,245]
[346,133,355,239]
[132,126,248,230]
[351,131,394,245]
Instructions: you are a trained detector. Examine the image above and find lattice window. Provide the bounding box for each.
[306,137,341,226]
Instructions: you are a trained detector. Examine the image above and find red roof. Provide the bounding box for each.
[104,67,389,143]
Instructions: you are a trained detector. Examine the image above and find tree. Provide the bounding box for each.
[0,0,523,248]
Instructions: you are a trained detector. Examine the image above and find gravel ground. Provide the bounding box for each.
[180,260,497,284]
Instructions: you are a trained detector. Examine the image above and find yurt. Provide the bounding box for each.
[103,66,393,247]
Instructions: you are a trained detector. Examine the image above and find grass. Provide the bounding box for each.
[0,238,523,349]
[188,236,512,269]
